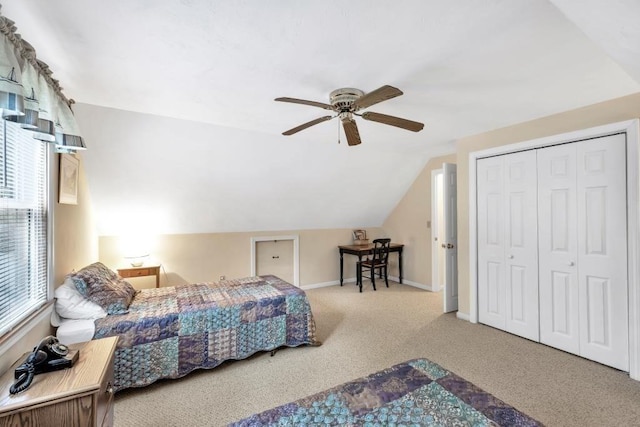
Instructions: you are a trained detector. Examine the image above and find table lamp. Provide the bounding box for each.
[121,235,150,267]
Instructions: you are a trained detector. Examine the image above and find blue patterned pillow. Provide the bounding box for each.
[72,262,137,315]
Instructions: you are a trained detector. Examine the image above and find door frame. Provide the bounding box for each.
[468,119,640,380]
[250,235,300,287]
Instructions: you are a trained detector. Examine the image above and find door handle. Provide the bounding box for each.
[568,261,574,266]
[446,243,454,249]
[508,255,514,259]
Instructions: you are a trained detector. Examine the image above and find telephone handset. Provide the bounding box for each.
[10,335,77,395]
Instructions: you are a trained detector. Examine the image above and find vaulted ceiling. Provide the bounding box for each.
[3,1,640,235]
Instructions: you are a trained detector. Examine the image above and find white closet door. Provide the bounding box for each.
[478,156,506,330]
[504,150,539,341]
[576,134,628,371]
[539,135,628,370]
[538,143,580,355]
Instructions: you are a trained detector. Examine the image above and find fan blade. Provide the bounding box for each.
[282,116,333,135]
[275,97,334,111]
[342,119,362,146]
[361,111,424,132]
[353,85,403,109]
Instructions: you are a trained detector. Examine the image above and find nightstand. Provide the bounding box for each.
[0,336,118,427]
[117,264,161,288]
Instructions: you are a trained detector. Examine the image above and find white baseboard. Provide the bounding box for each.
[301,277,356,290]
[302,277,434,292]
[456,311,470,321]
[389,276,432,291]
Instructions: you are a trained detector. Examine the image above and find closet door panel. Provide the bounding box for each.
[477,156,506,330]
[577,134,628,371]
[550,271,572,335]
[504,150,539,341]
[538,143,580,355]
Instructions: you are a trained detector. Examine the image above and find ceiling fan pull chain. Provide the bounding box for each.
[337,118,341,144]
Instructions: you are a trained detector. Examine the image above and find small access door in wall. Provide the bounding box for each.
[256,239,294,285]
[251,235,300,287]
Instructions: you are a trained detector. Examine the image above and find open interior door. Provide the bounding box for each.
[431,169,444,292]
[443,163,458,313]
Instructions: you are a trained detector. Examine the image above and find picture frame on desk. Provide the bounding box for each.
[352,229,368,245]
[58,153,79,205]
[352,229,366,240]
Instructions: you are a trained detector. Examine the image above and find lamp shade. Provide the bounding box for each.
[0,34,24,118]
[121,234,151,267]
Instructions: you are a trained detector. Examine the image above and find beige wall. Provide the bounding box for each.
[0,152,98,375]
[456,91,640,315]
[98,227,387,289]
[382,154,456,287]
[53,153,99,284]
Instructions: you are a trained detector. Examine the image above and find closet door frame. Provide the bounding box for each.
[468,119,640,381]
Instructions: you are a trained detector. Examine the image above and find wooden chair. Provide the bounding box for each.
[357,238,391,292]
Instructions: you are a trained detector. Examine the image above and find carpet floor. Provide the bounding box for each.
[114,281,640,426]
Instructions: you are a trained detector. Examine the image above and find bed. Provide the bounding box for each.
[53,263,319,391]
[231,358,542,426]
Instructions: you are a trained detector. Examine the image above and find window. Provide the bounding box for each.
[0,119,49,336]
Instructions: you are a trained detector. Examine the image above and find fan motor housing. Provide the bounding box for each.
[330,88,364,112]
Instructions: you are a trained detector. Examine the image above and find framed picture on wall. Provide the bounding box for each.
[59,153,79,205]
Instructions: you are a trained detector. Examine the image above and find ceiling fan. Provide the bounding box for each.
[275,85,424,146]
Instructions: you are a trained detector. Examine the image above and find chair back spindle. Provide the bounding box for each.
[373,238,391,265]
[357,238,391,292]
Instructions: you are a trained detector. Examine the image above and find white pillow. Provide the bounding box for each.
[56,319,97,345]
[54,277,108,321]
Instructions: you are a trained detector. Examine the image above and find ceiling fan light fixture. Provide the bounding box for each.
[338,111,353,122]
[330,88,364,112]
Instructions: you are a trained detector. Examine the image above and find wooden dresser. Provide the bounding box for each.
[0,337,118,427]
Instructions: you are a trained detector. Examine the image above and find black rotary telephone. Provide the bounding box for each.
[10,336,76,395]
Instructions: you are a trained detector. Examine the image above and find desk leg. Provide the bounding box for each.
[340,251,344,286]
[399,249,403,284]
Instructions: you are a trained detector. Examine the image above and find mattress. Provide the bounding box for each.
[55,318,96,345]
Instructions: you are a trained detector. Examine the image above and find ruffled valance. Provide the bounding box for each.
[0,4,85,151]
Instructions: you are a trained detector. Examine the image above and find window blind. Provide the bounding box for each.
[0,119,48,337]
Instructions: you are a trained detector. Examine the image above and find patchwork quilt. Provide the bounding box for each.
[93,275,318,391]
[231,358,542,426]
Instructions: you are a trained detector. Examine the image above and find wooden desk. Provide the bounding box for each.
[338,243,404,286]
[117,264,161,288]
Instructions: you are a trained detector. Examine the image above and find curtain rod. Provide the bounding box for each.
[0,4,74,108]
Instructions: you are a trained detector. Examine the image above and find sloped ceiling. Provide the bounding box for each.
[2,1,640,235]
